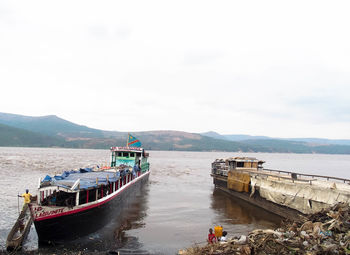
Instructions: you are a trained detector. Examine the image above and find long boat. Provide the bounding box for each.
[28,146,150,244]
[6,204,33,251]
[211,157,350,221]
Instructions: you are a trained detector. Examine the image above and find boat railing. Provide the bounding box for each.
[263,168,350,184]
[235,169,313,184]
[212,166,350,185]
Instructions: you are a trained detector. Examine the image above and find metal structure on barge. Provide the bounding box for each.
[28,146,150,244]
[211,157,350,221]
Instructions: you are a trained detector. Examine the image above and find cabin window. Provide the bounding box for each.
[46,191,75,207]
[98,186,103,199]
[118,152,122,157]
[136,152,141,157]
[41,190,57,205]
[229,162,234,169]
[130,152,135,157]
[237,162,244,168]
[102,185,108,197]
[88,188,96,202]
[79,190,88,205]
[123,152,129,157]
[111,154,116,167]
[103,184,110,196]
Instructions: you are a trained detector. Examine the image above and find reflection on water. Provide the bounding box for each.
[2,148,350,254]
[112,184,150,254]
[211,189,282,227]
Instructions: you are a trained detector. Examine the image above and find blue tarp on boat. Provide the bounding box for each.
[42,175,52,182]
[79,167,93,173]
[43,169,123,190]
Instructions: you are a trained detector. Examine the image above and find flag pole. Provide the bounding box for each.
[17,192,20,215]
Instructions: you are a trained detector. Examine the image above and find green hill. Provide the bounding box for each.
[1,112,350,154]
[0,112,105,138]
[0,123,66,147]
[128,131,248,151]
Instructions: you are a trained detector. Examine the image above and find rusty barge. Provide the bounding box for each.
[211,157,350,221]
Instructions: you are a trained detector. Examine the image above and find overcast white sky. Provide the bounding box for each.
[1,1,350,139]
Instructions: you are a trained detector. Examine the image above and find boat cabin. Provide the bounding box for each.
[110,147,148,168]
[226,157,265,171]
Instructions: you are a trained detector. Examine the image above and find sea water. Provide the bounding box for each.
[1,147,350,254]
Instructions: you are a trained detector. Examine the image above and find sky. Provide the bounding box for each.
[1,1,350,139]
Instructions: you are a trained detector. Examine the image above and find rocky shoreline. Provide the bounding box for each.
[179,203,350,255]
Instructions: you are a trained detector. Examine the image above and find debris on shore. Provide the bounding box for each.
[179,203,350,255]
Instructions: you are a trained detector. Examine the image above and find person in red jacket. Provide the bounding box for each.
[207,228,216,244]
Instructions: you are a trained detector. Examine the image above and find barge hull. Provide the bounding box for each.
[34,172,149,244]
[213,174,306,222]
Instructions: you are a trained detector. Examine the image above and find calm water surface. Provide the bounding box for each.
[1,148,350,254]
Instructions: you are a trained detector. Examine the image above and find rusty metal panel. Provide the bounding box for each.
[227,171,250,192]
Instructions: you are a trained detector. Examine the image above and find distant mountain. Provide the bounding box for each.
[201,131,350,146]
[0,121,254,151]
[0,113,249,151]
[201,131,226,140]
[0,112,107,138]
[224,134,270,141]
[201,131,270,141]
[241,139,350,154]
[282,138,350,146]
[1,112,350,154]
[0,123,65,147]
[128,130,258,152]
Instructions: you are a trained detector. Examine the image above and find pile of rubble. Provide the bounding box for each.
[179,203,350,255]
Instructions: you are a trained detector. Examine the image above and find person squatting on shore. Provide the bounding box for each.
[208,228,217,244]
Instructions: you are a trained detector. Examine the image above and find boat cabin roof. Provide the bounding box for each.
[111,147,143,153]
[111,147,149,158]
[226,157,265,164]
